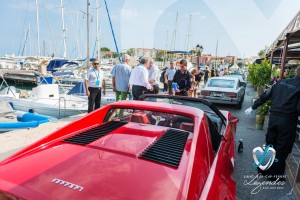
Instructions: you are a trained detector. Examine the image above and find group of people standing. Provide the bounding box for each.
[85,56,201,113]
[203,67,229,84]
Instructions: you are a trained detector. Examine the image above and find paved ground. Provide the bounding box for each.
[215,84,295,200]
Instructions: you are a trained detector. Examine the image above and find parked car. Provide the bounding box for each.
[0,98,238,200]
[200,77,245,109]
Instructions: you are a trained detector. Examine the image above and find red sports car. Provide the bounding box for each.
[0,95,238,200]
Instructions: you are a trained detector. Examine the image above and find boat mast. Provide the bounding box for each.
[173,12,178,51]
[86,0,90,68]
[163,30,168,65]
[186,14,192,51]
[104,0,121,62]
[61,0,67,58]
[214,38,218,69]
[35,0,41,56]
[96,0,100,61]
[29,23,32,56]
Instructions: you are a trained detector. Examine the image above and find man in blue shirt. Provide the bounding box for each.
[164,61,177,95]
[85,58,106,113]
[111,54,132,101]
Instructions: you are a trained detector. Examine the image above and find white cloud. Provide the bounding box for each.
[191,11,202,16]
[121,9,139,20]
[185,11,206,20]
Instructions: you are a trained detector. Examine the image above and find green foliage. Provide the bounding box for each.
[155,57,163,61]
[111,52,118,58]
[100,47,110,52]
[189,50,196,55]
[257,100,271,117]
[286,65,298,78]
[237,62,243,67]
[156,50,166,60]
[126,48,135,56]
[258,45,269,58]
[248,59,272,87]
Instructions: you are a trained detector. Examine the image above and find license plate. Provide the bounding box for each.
[214,92,222,97]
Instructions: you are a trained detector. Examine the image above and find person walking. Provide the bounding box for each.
[129,57,153,100]
[204,67,209,85]
[245,67,300,178]
[172,59,192,96]
[160,67,168,93]
[147,60,160,94]
[219,69,224,77]
[211,67,215,77]
[111,54,131,101]
[84,58,106,113]
[164,61,177,95]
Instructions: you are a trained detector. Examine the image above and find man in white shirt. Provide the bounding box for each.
[147,60,160,94]
[84,59,106,113]
[129,57,153,100]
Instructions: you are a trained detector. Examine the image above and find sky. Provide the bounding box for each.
[0,0,299,59]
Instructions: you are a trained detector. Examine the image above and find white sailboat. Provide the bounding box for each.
[0,84,88,119]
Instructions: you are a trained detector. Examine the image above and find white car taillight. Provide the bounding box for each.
[227,93,237,98]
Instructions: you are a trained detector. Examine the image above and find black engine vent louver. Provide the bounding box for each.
[62,121,128,146]
[139,128,189,168]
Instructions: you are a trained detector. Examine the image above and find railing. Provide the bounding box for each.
[58,97,66,119]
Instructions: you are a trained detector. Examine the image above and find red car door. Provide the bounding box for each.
[200,114,238,200]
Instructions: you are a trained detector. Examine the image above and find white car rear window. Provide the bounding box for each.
[208,79,235,88]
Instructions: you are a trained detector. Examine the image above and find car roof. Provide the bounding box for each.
[224,75,244,81]
[209,76,239,81]
[108,100,204,119]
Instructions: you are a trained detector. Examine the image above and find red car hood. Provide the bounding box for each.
[0,123,192,200]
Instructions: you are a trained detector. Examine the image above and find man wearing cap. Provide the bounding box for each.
[111,54,132,101]
[129,57,153,100]
[84,58,106,113]
[172,59,192,96]
[147,60,160,94]
[165,61,177,95]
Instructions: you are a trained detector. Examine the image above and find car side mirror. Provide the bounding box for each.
[229,116,239,123]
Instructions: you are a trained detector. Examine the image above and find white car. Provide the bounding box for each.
[200,77,245,109]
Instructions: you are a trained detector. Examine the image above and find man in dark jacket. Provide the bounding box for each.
[204,67,209,84]
[172,59,192,96]
[245,67,300,177]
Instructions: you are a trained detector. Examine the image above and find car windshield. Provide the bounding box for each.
[141,96,225,124]
[207,79,235,88]
[104,108,194,132]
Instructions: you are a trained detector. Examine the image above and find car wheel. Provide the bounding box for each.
[236,100,242,109]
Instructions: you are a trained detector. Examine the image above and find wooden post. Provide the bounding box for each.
[270,50,274,66]
[280,34,290,79]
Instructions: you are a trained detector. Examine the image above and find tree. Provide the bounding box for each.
[126,48,135,56]
[111,52,118,58]
[248,59,272,89]
[189,50,196,55]
[258,46,268,58]
[237,58,244,67]
[156,50,166,60]
[100,47,110,52]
